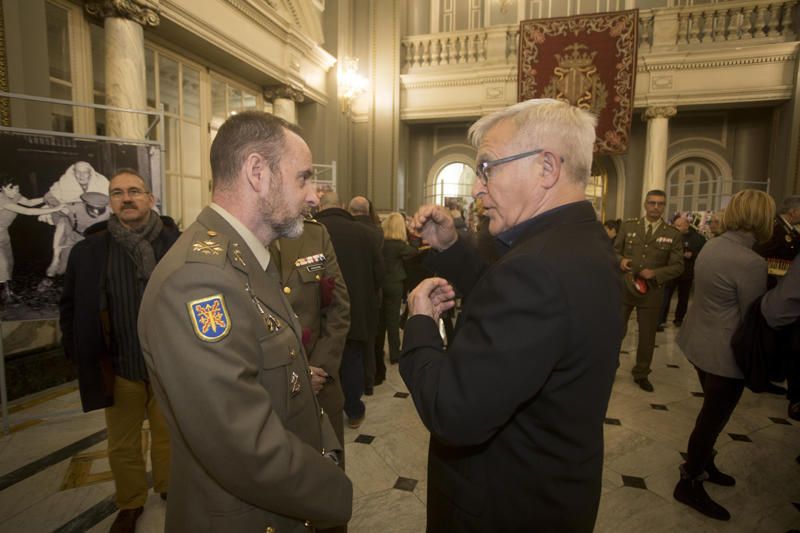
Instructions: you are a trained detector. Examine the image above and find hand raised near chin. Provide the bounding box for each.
[412,205,458,251]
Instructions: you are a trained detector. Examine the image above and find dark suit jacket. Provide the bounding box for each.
[400,201,622,532]
[59,216,180,412]
[317,208,384,342]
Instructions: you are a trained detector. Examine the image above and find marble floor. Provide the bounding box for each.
[1,322,799,532]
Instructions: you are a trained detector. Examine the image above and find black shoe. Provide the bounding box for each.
[364,387,374,396]
[673,477,730,521]
[635,377,654,392]
[705,463,735,487]
[673,319,683,326]
[160,492,168,501]
[110,507,144,533]
[656,323,665,332]
[374,376,385,386]
[789,401,800,421]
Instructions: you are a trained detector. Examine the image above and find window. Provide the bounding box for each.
[587,160,607,220]
[45,1,73,132]
[144,47,204,226]
[666,160,719,216]
[209,76,260,145]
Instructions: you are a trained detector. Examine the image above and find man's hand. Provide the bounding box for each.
[683,251,692,258]
[412,205,458,251]
[620,258,632,272]
[639,268,656,280]
[309,366,328,394]
[408,277,456,322]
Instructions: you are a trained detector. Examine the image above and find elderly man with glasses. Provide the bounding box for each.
[399,99,622,532]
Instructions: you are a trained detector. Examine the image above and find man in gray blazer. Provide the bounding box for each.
[139,111,352,532]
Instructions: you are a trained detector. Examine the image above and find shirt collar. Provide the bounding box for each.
[644,218,663,231]
[496,201,588,249]
[209,202,270,270]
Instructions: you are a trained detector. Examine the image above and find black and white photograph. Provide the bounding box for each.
[0,132,162,321]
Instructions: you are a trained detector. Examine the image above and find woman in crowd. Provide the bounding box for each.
[375,212,418,366]
[674,189,775,521]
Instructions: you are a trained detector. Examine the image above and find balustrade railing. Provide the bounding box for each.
[402,0,798,71]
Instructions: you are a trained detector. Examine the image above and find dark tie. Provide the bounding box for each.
[645,223,653,241]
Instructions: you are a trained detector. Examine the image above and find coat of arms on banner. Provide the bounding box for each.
[518,10,639,154]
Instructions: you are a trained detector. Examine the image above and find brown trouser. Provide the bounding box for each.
[622,287,664,380]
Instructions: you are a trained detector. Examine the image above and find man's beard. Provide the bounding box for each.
[261,173,305,239]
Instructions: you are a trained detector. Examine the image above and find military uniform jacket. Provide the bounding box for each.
[614,217,684,305]
[271,220,350,420]
[138,207,352,533]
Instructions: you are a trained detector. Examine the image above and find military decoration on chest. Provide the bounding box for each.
[295,253,326,273]
[187,294,231,342]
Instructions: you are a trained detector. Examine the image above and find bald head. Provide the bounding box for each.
[319,191,341,210]
[349,196,369,216]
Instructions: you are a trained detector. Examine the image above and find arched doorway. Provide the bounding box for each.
[425,160,477,214]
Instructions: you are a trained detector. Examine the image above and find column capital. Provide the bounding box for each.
[264,85,305,104]
[643,105,677,121]
[85,0,160,27]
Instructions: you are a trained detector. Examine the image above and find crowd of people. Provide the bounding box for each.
[53,101,799,533]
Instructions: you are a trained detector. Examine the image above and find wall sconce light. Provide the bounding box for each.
[338,56,368,113]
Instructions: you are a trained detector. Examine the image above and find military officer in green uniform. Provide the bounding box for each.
[139,111,352,532]
[271,218,350,462]
[614,189,684,392]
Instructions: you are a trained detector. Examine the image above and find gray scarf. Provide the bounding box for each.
[107,210,164,280]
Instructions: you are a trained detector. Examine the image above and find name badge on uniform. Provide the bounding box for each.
[187,294,231,342]
[294,253,326,268]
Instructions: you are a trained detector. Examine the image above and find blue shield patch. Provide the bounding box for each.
[187,294,231,342]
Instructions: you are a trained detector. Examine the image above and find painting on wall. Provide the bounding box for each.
[0,131,162,324]
[518,9,639,154]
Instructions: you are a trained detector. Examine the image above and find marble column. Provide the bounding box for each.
[264,85,305,125]
[642,106,677,201]
[85,1,160,139]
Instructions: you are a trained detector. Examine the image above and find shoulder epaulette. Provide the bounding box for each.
[186,228,229,267]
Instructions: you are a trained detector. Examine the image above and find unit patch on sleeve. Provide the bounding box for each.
[187,294,231,342]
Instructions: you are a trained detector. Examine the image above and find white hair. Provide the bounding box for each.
[468,98,597,185]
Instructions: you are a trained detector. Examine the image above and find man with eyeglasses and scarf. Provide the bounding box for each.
[60,169,179,532]
[399,99,622,532]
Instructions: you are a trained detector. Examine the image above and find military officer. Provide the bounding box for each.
[614,189,684,392]
[271,218,351,461]
[139,111,352,532]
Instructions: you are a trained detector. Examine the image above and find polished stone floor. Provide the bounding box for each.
[0,321,798,532]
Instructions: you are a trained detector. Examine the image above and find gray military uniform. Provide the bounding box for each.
[614,217,684,379]
[139,207,352,532]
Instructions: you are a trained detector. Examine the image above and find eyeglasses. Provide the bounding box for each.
[475,149,565,186]
[109,188,148,200]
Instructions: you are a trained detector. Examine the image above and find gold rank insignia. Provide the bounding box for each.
[290,371,301,396]
[232,242,247,267]
[192,238,223,256]
[187,294,231,342]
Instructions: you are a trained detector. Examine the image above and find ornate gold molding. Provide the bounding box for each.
[402,74,517,90]
[644,106,677,120]
[263,85,305,103]
[638,53,796,73]
[85,0,161,27]
[0,1,9,126]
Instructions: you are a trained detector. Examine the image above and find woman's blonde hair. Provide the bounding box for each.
[382,212,407,242]
[722,189,775,243]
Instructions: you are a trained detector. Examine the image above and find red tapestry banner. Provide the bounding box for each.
[518,10,639,155]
